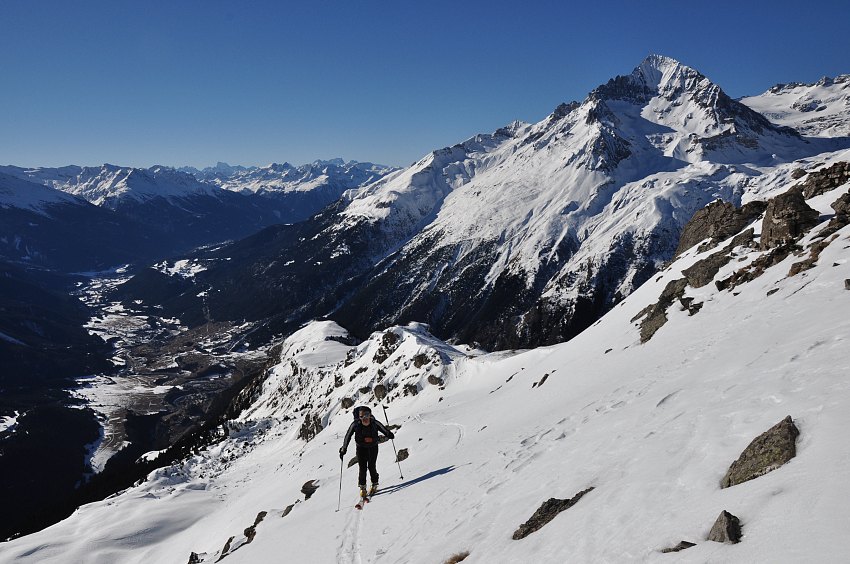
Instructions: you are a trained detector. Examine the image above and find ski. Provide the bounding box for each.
[355,496,370,510]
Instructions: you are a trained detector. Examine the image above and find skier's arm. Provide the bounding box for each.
[341,421,356,455]
[374,419,394,439]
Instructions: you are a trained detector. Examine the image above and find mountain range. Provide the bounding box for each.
[3,104,848,560]
[111,55,850,350]
[1,54,849,557]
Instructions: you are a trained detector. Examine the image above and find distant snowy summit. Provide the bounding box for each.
[2,159,395,209]
[183,159,396,196]
[741,74,850,137]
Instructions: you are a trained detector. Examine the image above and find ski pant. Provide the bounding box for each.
[356,445,379,486]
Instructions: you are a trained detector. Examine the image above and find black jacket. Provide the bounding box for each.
[343,418,394,450]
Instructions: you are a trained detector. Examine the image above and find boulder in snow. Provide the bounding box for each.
[721,415,799,488]
[660,540,696,553]
[707,510,742,544]
[512,487,594,540]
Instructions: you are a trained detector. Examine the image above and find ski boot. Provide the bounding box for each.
[369,483,379,496]
[359,485,368,499]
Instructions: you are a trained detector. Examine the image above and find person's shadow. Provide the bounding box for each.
[373,465,462,496]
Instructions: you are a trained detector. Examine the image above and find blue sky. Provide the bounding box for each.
[2,0,848,169]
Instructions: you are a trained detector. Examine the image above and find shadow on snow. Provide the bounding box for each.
[374,465,460,496]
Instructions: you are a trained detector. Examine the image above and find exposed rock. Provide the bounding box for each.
[707,510,742,544]
[253,511,268,526]
[396,448,409,462]
[297,413,323,442]
[798,161,850,198]
[512,487,594,540]
[413,353,431,368]
[638,278,688,342]
[660,540,696,553]
[443,550,471,564]
[374,384,387,400]
[243,524,257,544]
[721,415,799,488]
[301,480,319,500]
[188,552,201,564]
[427,375,444,386]
[683,251,733,288]
[846,279,850,290]
[675,200,766,258]
[341,397,354,409]
[373,331,401,364]
[760,188,820,250]
[404,383,419,396]
[790,168,807,180]
[788,237,833,276]
[358,385,372,394]
[282,503,296,517]
[347,456,358,468]
[832,189,850,217]
[218,536,235,561]
[717,243,795,291]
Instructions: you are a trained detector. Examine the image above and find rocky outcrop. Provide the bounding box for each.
[297,413,323,442]
[427,375,444,386]
[374,384,387,400]
[833,189,850,217]
[660,540,696,553]
[675,200,766,257]
[301,480,319,500]
[707,510,742,544]
[682,229,755,288]
[636,278,688,343]
[373,331,400,364]
[798,161,850,198]
[760,189,820,250]
[396,448,409,462]
[511,487,594,540]
[721,415,799,488]
[341,397,354,409]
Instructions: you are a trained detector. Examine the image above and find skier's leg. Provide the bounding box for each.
[356,446,367,488]
[368,447,379,485]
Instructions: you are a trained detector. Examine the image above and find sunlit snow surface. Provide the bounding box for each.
[4,204,850,562]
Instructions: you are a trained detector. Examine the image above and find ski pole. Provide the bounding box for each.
[336,457,343,512]
[380,404,404,479]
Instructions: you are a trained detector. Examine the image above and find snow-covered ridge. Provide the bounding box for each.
[0,171,85,214]
[187,159,395,195]
[741,74,850,137]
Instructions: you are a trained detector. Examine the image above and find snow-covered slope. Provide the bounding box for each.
[741,75,850,137]
[0,171,85,213]
[5,167,849,563]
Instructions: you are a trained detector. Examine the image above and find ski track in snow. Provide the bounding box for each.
[338,505,363,564]
[413,414,465,447]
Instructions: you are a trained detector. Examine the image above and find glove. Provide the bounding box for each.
[339,447,346,459]
[387,432,395,440]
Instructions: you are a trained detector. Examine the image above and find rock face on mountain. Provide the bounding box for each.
[674,200,766,257]
[721,415,799,488]
[798,161,850,198]
[760,189,820,250]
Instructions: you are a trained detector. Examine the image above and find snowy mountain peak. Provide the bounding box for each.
[742,74,850,137]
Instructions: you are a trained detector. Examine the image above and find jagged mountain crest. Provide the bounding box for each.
[114,56,850,350]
